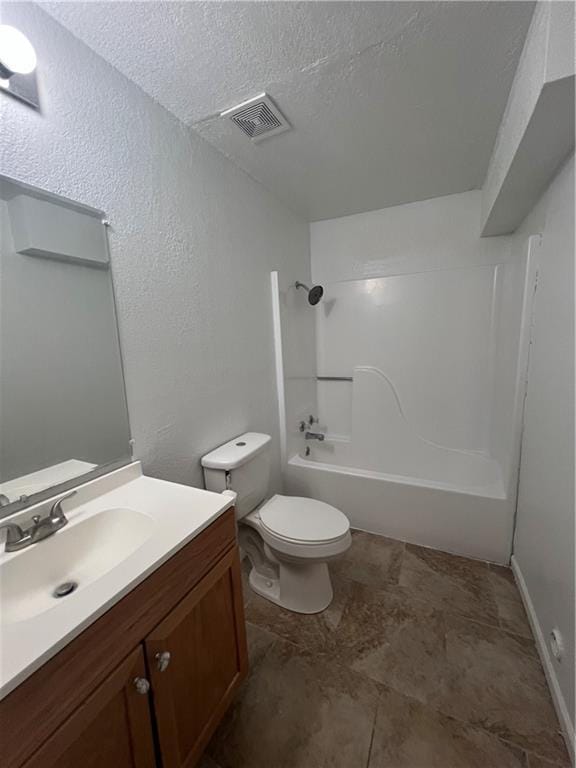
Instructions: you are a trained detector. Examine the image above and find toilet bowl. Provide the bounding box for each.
[201,433,351,614]
[241,494,351,613]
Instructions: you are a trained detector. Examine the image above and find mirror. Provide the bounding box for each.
[0,176,132,517]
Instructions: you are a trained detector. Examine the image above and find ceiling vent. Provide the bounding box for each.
[221,93,291,143]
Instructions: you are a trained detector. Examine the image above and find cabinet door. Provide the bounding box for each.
[145,546,248,768]
[23,647,156,768]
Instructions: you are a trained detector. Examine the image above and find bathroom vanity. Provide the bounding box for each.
[0,464,248,768]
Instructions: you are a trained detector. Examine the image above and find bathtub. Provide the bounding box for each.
[284,440,515,564]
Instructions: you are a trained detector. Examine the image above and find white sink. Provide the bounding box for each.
[0,507,154,624]
[0,462,234,701]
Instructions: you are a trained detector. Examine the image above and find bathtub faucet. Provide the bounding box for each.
[304,431,325,441]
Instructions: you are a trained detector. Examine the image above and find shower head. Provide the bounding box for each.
[295,281,324,306]
[308,285,324,305]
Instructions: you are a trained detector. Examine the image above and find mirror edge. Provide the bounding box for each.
[0,457,134,519]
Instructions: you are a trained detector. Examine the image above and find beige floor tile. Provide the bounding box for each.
[245,621,278,668]
[208,638,380,768]
[430,615,570,765]
[244,589,336,657]
[525,750,573,768]
[399,543,500,626]
[243,571,353,656]
[334,582,448,704]
[331,530,404,588]
[489,564,534,639]
[234,539,567,768]
[368,686,526,768]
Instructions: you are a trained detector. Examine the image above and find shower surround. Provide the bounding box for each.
[278,191,537,564]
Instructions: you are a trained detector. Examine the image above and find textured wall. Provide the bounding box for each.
[311,191,514,284]
[0,3,310,490]
[481,1,575,231]
[513,155,575,743]
[481,2,549,226]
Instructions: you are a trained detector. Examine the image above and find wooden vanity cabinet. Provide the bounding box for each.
[21,647,157,768]
[1,508,248,768]
[145,547,247,768]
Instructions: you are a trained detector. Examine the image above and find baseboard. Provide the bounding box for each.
[511,555,575,765]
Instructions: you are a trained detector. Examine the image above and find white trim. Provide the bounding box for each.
[509,235,541,500]
[511,555,575,765]
[270,271,287,466]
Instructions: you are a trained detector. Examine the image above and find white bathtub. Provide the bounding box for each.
[284,442,514,564]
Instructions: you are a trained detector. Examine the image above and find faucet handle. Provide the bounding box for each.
[0,522,24,547]
[50,490,77,522]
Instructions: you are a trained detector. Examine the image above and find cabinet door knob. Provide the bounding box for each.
[155,651,171,672]
[133,677,151,695]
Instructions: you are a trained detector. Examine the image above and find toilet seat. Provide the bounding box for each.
[259,495,350,544]
[245,494,351,561]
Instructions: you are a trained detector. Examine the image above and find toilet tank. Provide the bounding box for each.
[201,433,271,518]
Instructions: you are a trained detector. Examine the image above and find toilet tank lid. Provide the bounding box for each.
[201,432,271,470]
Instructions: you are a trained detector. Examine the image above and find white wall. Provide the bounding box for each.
[0,2,310,491]
[312,190,513,283]
[481,1,575,235]
[481,1,550,226]
[512,155,575,747]
[311,191,525,493]
[545,1,576,83]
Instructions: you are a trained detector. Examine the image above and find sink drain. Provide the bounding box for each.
[52,581,78,598]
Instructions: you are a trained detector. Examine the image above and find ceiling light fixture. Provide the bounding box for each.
[0,24,40,109]
[0,25,37,76]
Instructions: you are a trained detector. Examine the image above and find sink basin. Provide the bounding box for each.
[0,508,154,624]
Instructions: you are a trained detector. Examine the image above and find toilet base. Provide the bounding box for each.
[248,560,333,614]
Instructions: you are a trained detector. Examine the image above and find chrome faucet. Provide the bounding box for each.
[0,490,76,553]
[304,431,325,441]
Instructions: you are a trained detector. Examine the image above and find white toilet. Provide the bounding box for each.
[201,432,351,614]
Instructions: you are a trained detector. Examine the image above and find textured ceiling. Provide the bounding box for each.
[42,1,535,221]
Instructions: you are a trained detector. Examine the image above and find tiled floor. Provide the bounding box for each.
[202,531,570,768]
